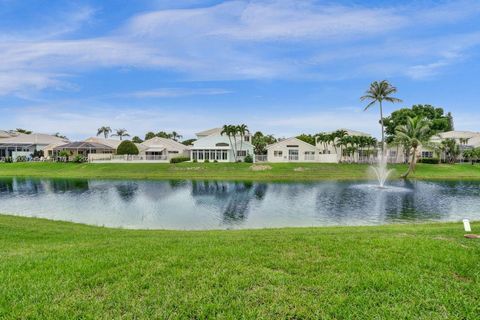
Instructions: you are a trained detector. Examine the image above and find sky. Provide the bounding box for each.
[1,0,479,140]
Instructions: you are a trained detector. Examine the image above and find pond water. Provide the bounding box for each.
[0,178,479,230]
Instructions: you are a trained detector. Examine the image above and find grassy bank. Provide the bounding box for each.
[0,162,479,181]
[0,215,479,318]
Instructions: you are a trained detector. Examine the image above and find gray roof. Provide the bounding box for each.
[53,141,114,151]
[0,133,69,145]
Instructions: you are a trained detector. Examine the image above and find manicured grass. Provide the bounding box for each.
[0,215,479,318]
[0,162,479,181]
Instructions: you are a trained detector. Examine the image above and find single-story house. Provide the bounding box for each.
[0,133,69,159]
[137,137,189,161]
[84,137,122,150]
[53,141,115,158]
[266,137,333,163]
[191,128,254,162]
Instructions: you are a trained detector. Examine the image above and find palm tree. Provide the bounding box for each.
[221,125,236,161]
[97,126,112,139]
[171,131,183,141]
[112,128,130,141]
[361,80,402,157]
[237,124,249,159]
[395,116,431,178]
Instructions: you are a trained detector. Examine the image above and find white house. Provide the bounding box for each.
[266,137,320,162]
[137,137,189,161]
[0,133,69,160]
[190,128,254,162]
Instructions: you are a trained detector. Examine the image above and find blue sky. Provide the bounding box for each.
[1,0,479,140]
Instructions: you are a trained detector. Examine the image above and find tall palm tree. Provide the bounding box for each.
[237,124,249,159]
[361,80,402,157]
[221,125,236,161]
[395,116,431,178]
[171,131,183,141]
[97,126,112,139]
[112,128,130,141]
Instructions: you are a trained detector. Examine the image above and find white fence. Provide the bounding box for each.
[88,154,168,163]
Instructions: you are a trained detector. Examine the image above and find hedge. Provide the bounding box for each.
[116,140,139,155]
[170,156,190,164]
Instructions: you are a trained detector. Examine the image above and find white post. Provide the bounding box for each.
[463,219,471,232]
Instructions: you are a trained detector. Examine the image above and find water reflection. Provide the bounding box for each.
[0,177,479,230]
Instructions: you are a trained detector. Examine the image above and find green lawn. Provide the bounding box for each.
[0,215,479,318]
[0,162,479,181]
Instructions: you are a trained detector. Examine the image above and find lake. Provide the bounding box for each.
[0,178,479,230]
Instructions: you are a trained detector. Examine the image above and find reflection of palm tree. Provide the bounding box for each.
[361,80,402,157]
[115,183,139,201]
[97,126,112,139]
[112,129,130,140]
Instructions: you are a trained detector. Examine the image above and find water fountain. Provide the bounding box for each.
[370,156,393,188]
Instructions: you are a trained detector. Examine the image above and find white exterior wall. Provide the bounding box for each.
[191,134,254,162]
[266,138,318,163]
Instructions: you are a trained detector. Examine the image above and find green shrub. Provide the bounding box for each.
[214,159,218,163]
[244,154,253,163]
[116,140,139,155]
[418,158,440,164]
[4,157,13,163]
[170,156,190,164]
[15,156,27,162]
[73,155,87,163]
[192,159,198,163]
[204,159,210,163]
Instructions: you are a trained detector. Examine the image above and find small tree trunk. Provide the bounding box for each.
[401,147,417,178]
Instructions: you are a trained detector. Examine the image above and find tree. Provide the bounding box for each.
[54,132,67,139]
[296,134,316,146]
[361,80,402,156]
[16,128,32,134]
[116,140,139,155]
[252,131,276,155]
[395,116,431,178]
[441,138,461,164]
[182,138,196,146]
[131,136,143,144]
[237,124,249,157]
[383,105,454,143]
[112,129,130,140]
[156,131,172,139]
[463,148,480,165]
[145,132,156,140]
[96,126,112,139]
[221,125,238,161]
[171,131,183,141]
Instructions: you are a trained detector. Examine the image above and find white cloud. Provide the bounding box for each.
[128,88,232,98]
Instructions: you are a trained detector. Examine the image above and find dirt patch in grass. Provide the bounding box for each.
[250,165,272,171]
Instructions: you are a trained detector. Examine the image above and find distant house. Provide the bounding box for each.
[419,130,480,161]
[53,141,115,158]
[266,137,320,162]
[84,137,122,150]
[191,128,253,162]
[0,133,69,160]
[137,137,189,161]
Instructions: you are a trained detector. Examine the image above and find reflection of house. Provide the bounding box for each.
[0,133,69,159]
[53,141,115,157]
[191,128,254,162]
[138,137,189,161]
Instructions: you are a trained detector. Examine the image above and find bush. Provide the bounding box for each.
[73,155,87,163]
[15,156,27,162]
[192,159,198,163]
[116,140,139,155]
[418,158,440,164]
[204,159,210,163]
[244,154,253,163]
[214,159,218,163]
[4,157,13,163]
[170,156,190,164]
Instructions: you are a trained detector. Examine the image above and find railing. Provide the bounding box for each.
[255,155,268,162]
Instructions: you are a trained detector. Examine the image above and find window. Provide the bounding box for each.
[244,136,250,142]
[237,150,247,157]
[274,151,283,157]
[304,151,315,160]
[168,151,179,154]
[421,151,433,158]
[289,149,299,161]
[286,145,299,148]
[198,150,204,160]
[389,150,397,157]
[222,150,228,160]
[215,143,229,147]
